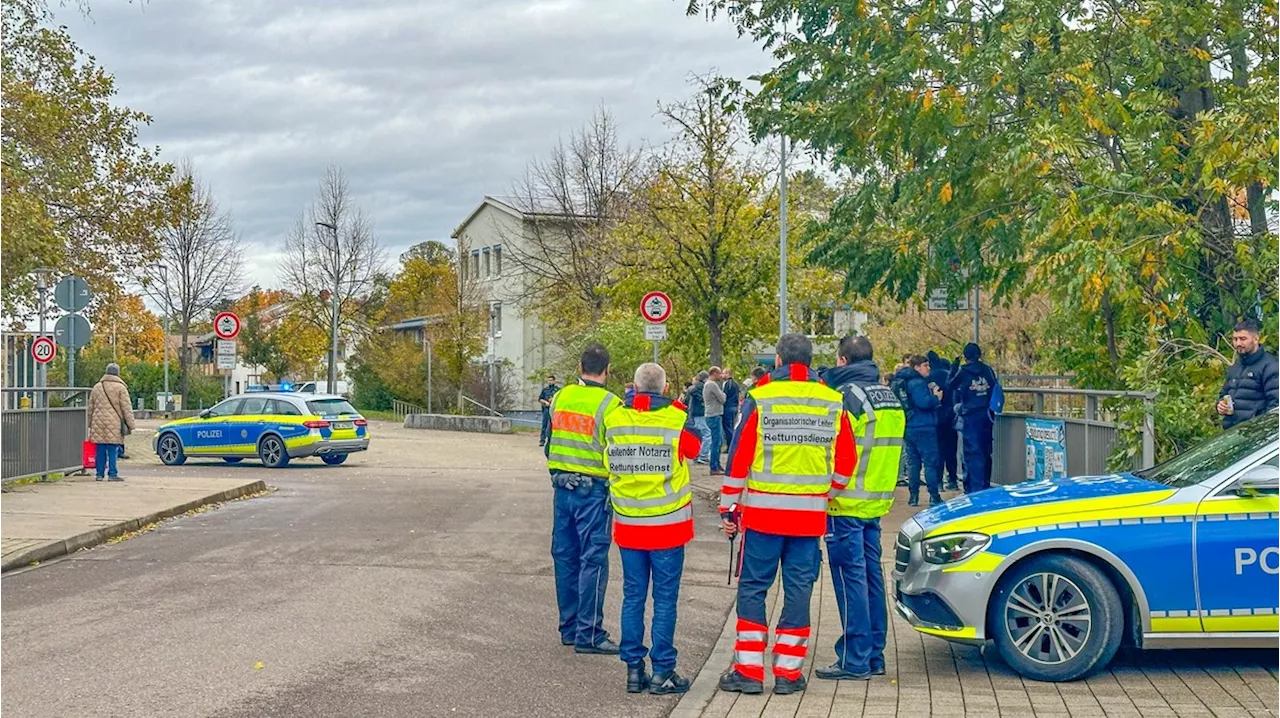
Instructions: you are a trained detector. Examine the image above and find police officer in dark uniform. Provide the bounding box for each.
[948,343,998,493]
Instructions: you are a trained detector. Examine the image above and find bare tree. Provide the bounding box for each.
[502,107,642,332]
[278,165,385,382]
[139,161,244,404]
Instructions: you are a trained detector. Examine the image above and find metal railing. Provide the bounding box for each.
[992,387,1155,485]
[390,399,425,420]
[1,388,92,483]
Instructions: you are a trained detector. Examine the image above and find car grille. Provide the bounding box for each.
[900,591,964,629]
[894,530,911,574]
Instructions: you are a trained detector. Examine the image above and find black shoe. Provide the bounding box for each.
[929,494,943,507]
[907,497,919,507]
[576,638,620,655]
[773,674,807,695]
[650,670,689,695]
[815,663,873,681]
[718,670,763,694]
[945,482,959,491]
[627,664,651,694]
[896,478,909,487]
[107,476,124,482]
[870,665,886,676]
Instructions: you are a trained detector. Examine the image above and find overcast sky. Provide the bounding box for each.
[61,0,769,289]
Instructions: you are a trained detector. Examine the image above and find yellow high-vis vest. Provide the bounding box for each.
[546,383,621,478]
[746,378,846,519]
[828,381,904,519]
[603,403,694,549]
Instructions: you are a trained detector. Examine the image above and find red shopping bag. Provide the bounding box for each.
[83,440,96,470]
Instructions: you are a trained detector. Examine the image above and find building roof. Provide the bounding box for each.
[381,315,445,331]
[450,195,604,239]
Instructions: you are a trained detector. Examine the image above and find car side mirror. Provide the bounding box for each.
[1236,465,1280,497]
[199,409,212,419]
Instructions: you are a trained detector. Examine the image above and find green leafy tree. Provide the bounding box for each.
[2,0,180,318]
[692,0,1278,457]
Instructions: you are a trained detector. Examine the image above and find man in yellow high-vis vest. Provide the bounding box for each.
[604,362,704,695]
[546,343,622,654]
[817,336,904,681]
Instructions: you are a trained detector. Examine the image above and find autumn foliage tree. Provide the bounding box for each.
[693,0,1278,454]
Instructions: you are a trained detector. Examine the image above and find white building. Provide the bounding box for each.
[451,196,563,411]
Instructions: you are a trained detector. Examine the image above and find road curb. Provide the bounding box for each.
[0,479,267,573]
[670,602,736,718]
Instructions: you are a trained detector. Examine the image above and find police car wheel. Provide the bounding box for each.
[258,435,290,469]
[157,433,186,466]
[987,554,1124,682]
[321,454,348,465]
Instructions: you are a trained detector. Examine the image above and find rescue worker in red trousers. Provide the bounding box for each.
[603,362,703,695]
[546,343,623,654]
[718,333,859,695]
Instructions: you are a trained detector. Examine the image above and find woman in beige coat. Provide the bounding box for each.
[87,363,136,481]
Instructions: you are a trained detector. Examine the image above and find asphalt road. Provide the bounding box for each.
[1,421,737,718]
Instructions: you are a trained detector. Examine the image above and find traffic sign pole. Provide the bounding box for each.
[639,292,672,365]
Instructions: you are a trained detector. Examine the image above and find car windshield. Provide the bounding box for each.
[306,398,358,416]
[1135,415,1278,488]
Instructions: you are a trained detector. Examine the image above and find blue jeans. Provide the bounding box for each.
[825,516,886,673]
[706,417,724,472]
[737,529,821,631]
[905,427,942,502]
[693,417,710,463]
[94,443,120,479]
[551,478,612,648]
[961,414,993,493]
[619,545,685,673]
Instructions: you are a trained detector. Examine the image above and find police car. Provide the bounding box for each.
[894,414,1278,682]
[153,392,370,468]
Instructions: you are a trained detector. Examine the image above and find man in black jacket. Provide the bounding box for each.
[539,375,560,446]
[948,343,998,494]
[926,351,959,491]
[721,368,740,440]
[1217,318,1280,429]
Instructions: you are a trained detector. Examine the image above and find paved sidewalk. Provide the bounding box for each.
[1,474,265,571]
[680,475,1279,718]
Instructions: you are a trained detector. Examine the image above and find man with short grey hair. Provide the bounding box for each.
[633,362,666,394]
[704,366,727,475]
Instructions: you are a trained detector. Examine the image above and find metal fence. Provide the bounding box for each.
[2,388,91,482]
[991,387,1155,485]
[390,399,425,420]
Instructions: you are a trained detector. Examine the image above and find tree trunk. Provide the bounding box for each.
[1101,289,1120,370]
[1228,32,1270,240]
[707,309,725,366]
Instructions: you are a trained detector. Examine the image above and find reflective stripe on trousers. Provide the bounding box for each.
[773,626,810,678]
[733,618,767,681]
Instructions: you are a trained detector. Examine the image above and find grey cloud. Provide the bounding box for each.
[63,0,767,288]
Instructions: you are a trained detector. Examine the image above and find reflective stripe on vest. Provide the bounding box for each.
[603,404,693,519]
[829,382,905,518]
[748,382,844,497]
[546,384,619,478]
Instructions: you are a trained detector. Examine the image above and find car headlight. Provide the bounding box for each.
[920,533,991,565]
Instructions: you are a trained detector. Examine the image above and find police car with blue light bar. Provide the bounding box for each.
[894,413,1278,682]
[153,393,370,469]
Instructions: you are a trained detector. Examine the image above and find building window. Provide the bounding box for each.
[482,247,491,277]
[471,250,480,278]
[491,301,502,337]
[492,245,502,275]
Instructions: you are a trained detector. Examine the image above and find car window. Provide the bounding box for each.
[1136,416,1279,488]
[238,397,269,415]
[207,399,242,418]
[306,398,358,416]
[270,399,302,416]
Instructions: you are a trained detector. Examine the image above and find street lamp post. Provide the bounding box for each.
[159,265,172,410]
[315,221,340,391]
[779,136,789,337]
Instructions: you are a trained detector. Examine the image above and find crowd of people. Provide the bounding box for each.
[542,333,916,696]
[538,319,1277,698]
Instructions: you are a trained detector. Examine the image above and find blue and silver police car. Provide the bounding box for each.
[894,414,1278,682]
[153,392,370,469]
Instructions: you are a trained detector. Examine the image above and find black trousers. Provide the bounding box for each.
[936,423,959,484]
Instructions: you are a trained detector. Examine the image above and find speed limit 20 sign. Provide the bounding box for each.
[31,336,56,364]
[213,312,241,340]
